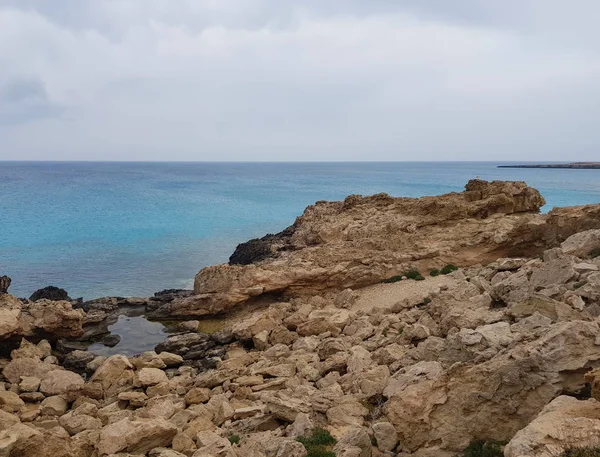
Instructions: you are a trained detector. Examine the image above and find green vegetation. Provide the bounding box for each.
[228,435,241,445]
[589,248,600,258]
[574,280,587,289]
[461,440,504,457]
[382,269,424,283]
[382,275,403,284]
[430,268,440,277]
[405,269,425,281]
[441,264,459,275]
[562,447,600,457]
[297,428,337,457]
[418,297,432,307]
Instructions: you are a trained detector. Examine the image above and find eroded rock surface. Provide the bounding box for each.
[151,180,600,317]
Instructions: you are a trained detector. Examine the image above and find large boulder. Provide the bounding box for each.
[97,417,177,455]
[29,286,70,302]
[0,275,11,294]
[505,396,600,457]
[561,229,600,258]
[0,294,85,341]
[0,293,21,339]
[385,320,600,453]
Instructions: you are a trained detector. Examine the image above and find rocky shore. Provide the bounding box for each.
[498,162,600,169]
[2,179,600,457]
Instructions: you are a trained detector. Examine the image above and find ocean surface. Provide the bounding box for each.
[2,161,600,300]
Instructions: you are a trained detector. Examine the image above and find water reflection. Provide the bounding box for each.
[88,314,168,356]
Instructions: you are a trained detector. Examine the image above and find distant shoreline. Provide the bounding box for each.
[499,162,600,169]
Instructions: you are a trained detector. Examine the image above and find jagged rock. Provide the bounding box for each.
[385,320,600,453]
[97,417,177,455]
[29,286,71,302]
[90,354,135,399]
[333,426,372,457]
[176,180,591,317]
[505,396,600,457]
[372,422,398,452]
[0,295,85,340]
[0,275,11,294]
[0,293,21,339]
[561,229,600,257]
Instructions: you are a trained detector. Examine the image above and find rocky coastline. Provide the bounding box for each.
[498,162,600,169]
[2,179,600,457]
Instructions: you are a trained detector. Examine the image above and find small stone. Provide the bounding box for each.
[136,367,169,387]
[0,391,25,413]
[40,395,68,416]
[19,376,41,393]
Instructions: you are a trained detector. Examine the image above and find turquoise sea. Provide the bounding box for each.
[2,162,599,300]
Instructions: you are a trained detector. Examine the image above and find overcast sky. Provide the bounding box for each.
[1,1,599,161]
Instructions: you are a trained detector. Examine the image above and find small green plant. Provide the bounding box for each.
[417,297,432,307]
[297,428,337,457]
[589,248,600,258]
[430,268,440,277]
[382,275,403,284]
[562,447,600,457]
[397,327,404,335]
[441,264,459,275]
[461,440,504,457]
[228,435,241,445]
[574,280,587,289]
[382,328,389,337]
[405,269,425,281]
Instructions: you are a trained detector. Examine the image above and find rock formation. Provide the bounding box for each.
[0,293,85,343]
[149,180,600,317]
[1,181,600,457]
[0,275,11,294]
[30,286,71,302]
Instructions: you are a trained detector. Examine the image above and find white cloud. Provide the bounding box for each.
[1,1,599,160]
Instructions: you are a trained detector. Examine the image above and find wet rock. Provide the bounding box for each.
[29,286,70,302]
[63,350,96,373]
[101,333,121,347]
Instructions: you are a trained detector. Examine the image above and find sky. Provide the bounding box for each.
[1,0,600,161]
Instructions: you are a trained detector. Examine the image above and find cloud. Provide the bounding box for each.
[0,1,599,160]
[0,77,65,125]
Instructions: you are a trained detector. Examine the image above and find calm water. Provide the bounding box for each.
[2,162,599,299]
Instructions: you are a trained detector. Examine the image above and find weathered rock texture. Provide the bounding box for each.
[0,293,85,342]
[152,180,600,317]
[2,228,600,456]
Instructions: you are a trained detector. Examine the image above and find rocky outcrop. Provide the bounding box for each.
[0,275,11,294]
[148,180,600,317]
[505,396,600,457]
[2,234,600,456]
[29,286,71,302]
[0,293,85,342]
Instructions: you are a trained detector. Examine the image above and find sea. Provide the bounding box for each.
[2,161,600,300]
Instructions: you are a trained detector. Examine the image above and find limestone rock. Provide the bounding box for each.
[505,396,600,457]
[136,367,169,387]
[97,417,177,455]
[561,229,600,257]
[39,369,85,396]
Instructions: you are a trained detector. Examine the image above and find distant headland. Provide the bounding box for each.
[499,162,600,169]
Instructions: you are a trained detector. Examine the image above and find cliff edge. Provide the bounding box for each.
[149,180,600,317]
